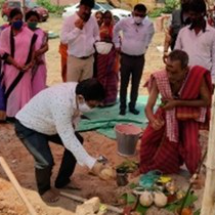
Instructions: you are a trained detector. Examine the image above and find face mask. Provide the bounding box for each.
[191,16,204,27]
[133,16,143,25]
[28,22,37,30]
[12,20,23,30]
[78,101,92,113]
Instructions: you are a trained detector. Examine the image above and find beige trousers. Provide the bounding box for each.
[67,55,94,82]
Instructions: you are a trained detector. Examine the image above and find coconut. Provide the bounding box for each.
[75,204,95,215]
[99,167,116,180]
[139,191,154,207]
[84,197,101,212]
[153,192,168,207]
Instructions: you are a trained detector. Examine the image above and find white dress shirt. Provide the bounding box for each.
[175,24,215,84]
[16,83,96,169]
[113,16,154,56]
[60,13,100,58]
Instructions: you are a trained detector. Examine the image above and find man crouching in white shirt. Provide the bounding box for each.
[15,79,106,203]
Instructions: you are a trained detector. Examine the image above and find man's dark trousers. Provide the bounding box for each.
[120,53,145,112]
[15,120,83,195]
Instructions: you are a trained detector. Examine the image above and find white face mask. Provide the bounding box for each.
[133,16,143,24]
[78,101,92,113]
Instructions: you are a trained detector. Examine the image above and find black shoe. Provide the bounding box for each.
[119,109,126,115]
[6,117,16,124]
[129,108,140,115]
[55,178,71,189]
[80,115,89,120]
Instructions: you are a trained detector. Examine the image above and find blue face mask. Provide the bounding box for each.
[12,20,23,30]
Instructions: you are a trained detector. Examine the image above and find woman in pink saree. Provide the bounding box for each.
[0,8,37,119]
[26,11,48,96]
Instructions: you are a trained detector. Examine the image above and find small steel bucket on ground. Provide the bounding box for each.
[116,168,128,186]
[115,124,142,157]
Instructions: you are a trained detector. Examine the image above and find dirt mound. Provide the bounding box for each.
[0,202,18,215]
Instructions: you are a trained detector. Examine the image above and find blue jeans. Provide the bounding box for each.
[15,120,83,195]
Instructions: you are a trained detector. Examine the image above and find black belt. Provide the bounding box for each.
[78,54,93,60]
[121,52,144,58]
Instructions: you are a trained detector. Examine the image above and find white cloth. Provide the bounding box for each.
[149,71,179,143]
[60,12,100,58]
[113,16,154,56]
[175,24,215,84]
[16,83,96,169]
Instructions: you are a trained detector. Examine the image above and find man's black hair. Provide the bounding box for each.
[9,8,22,20]
[76,78,105,101]
[80,0,95,9]
[168,50,189,69]
[188,0,206,15]
[25,10,40,22]
[134,4,147,13]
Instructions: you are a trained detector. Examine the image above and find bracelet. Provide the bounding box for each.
[97,155,108,164]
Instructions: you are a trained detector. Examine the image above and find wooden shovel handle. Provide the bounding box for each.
[0,156,37,215]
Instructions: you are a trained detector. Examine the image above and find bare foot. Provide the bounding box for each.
[41,188,60,203]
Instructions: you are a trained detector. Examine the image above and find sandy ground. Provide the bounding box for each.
[0,16,205,215]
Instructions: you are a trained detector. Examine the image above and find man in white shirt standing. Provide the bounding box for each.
[60,0,100,82]
[175,0,215,86]
[113,4,154,115]
[15,79,106,203]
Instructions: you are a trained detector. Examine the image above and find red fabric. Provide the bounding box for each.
[96,48,118,105]
[59,43,68,82]
[95,24,118,105]
[140,108,201,174]
[176,66,212,123]
[140,108,182,174]
[140,66,212,174]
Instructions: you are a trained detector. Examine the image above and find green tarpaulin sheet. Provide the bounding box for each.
[77,96,160,139]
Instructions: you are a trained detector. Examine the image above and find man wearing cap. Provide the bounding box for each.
[60,0,100,82]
